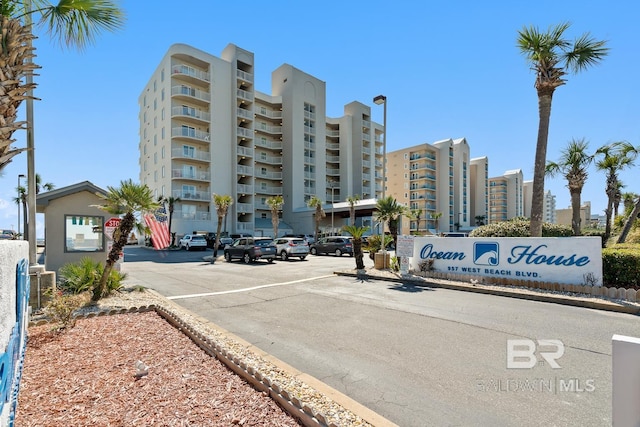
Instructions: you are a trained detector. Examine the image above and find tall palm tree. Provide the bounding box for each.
[517,22,608,237]
[410,208,423,235]
[212,194,233,259]
[613,181,625,218]
[0,1,125,172]
[375,195,406,249]
[346,194,360,225]
[158,195,181,246]
[14,173,53,240]
[266,195,284,238]
[307,196,325,242]
[545,138,593,236]
[431,212,443,233]
[343,224,369,270]
[92,180,157,300]
[617,194,640,244]
[595,141,637,241]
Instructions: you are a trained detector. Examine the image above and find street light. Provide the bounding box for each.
[18,174,25,239]
[373,94,388,269]
[330,181,337,234]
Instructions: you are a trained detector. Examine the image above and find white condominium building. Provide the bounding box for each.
[139,43,384,237]
[488,169,524,223]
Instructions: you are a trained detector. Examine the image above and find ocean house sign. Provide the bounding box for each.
[410,237,603,286]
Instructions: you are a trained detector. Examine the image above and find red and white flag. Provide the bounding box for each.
[144,208,170,250]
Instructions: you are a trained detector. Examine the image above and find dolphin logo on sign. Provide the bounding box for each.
[474,242,499,266]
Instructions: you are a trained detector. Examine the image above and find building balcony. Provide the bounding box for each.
[237,184,253,194]
[171,106,210,124]
[304,125,316,135]
[326,142,339,150]
[171,85,210,106]
[256,186,282,196]
[171,64,210,83]
[172,169,210,182]
[237,146,254,158]
[256,123,282,134]
[237,221,254,232]
[237,88,254,102]
[362,133,370,142]
[256,155,282,165]
[362,119,371,129]
[174,209,211,221]
[326,129,339,138]
[237,107,252,120]
[362,159,371,168]
[327,168,340,176]
[236,202,253,213]
[257,170,282,180]
[173,190,210,202]
[237,127,254,139]
[304,110,316,120]
[327,155,340,163]
[237,165,254,176]
[171,127,210,143]
[171,148,210,163]
[256,138,283,150]
[255,107,282,119]
[236,69,253,83]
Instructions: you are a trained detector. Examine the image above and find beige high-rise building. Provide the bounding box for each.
[470,156,489,226]
[139,43,383,237]
[386,137,484,235]
[488,169,524,223]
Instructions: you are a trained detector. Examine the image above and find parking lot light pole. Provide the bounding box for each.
[18,174,25,238]
[374,94,388,269]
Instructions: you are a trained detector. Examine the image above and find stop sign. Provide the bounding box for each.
[105,217,121,240]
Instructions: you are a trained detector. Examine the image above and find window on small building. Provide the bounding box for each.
[65,215,104,252]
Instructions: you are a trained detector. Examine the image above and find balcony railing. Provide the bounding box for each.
[237,184,253,194]
[171,127,210,142]
[171,148,210,162]
[237,107,252,120]
[174,209,211,221]
[172,169,210,181]
[237,222,254,232]
[255,108,282,119]
[256,139,283,150]
[237,146,254,157]
[237,165,254,175]
[173,190,211,201]
[171,85,210,103]
[326,129,339,137]
[256,186,282,195]
[258,170,282,180]
[171,64,210,82]
[237,89,254,102]
[256,123,282,134]
[237,202,253,213]
[326,142,339,150]
[256,155,282,165]
[236,69,253,83]
[171,106,210,122]
[327,168,340,176]
[237,127,253,139]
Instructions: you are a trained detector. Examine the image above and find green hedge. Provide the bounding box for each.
[469,217,572,237]
[602,245,640,288]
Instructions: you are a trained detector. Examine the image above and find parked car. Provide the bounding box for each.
[205,233,234,249]
[253,238,277,262]
[224,237,264,263]
[0,229,16,240]
[310,236,353,257]
[178,234,207,251]
[274,237,309,261]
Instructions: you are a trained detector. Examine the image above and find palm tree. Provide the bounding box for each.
[14,173,53,240]
[431,212,443,233]
[0,1,125,172]
[375,196,406,249]
[474,215,486,226]
[346,194,360,225]
[212,194,233,260]
[617,194,640,244]
[613,181,625,218]
[411,208,423,235]
[266,195,284,238]
[517,22,608,237]
[158,195,181,246]
[307,196,325,242]
[545,138,593,235]
[92,180,157,301]
[595,141,637,241]
[343,225,369,270]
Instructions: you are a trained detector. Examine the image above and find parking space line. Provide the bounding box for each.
[167,274,335,300]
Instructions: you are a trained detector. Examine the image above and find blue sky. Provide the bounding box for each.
[1,0,638,236]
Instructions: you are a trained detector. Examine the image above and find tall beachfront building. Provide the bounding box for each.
[386,138,486,235]
[139,43,384,237]
[488,169,524,223]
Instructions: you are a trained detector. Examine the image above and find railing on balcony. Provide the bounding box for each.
[237,222,254,232]
[256,123,282,134]
[237,127,254,138]
[326,129,339,137]
[304,125,315,135]
[237,184,253,194]
[255,107,282,119]
[326,142,339,150]
[172,169,210,181]
[237,146,254,157]
[327,168,340,175]
[174,209,211,221]
[304,141,316,150]
[258,170,282,180]
[256,186,282,195]
[171,148,210,162]
[237,107,252,120]
[171,106,211,122]
[236,69,253,83]
[171,127,210,142]
[304,110,316,120]
[304,171,315,179]
[362,159,371,168]
[362,133,370,142]
[237,165,254,175]
[173,190,211,201]
[255,138,282,150]
[171,64,210,82]
[237,202,253,213]
[257,155,282,165]
[362,186,371,194]
[171,85,211,103]
[327,155,340,163]
[362,119,371,128]
[237,88,254,102]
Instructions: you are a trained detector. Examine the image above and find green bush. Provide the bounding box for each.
[43,289,90,331]
[58,257,127,296]
[581,229,607,247]
[469,217,572,237]
[602,244,640,288]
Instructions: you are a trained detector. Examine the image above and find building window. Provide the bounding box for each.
[65,215,104,253]
[154,152,157,164]
[161,166,165,178]
[153,99,157,110]
[161,69,164,82]
[153,80,157,92]
[161,88,164,101]
[161,127,165,139]
[161,108,165,120]
[154,135,157,146]
[161,146,165,158]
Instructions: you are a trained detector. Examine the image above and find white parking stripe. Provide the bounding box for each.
[167,274,334,300]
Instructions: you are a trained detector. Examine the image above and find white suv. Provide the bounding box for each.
[274,237,309,261]
[178,234,208,251]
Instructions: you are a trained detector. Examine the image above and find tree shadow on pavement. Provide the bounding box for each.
[388,282,434,293]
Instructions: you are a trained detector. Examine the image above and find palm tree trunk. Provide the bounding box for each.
[213,216,224,263]
[530,92,554,237]
[353,238,365,269]
[570,189,582,236]
[93,213,134,301]
[617,196,640,244]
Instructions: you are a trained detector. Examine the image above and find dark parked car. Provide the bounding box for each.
[253,238,277,262]
[310,236,353,257]
[224,237,269,263]
[205,233,234,248]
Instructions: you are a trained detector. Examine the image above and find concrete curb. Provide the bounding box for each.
[335,270,640,316]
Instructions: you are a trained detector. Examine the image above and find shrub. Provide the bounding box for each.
[469,217,572,238]
[602,244,640,288]
[58,257,127,296]
[581,229,607,248]
[43,289,91,330]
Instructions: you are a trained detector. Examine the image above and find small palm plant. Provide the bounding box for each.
[343,225,369,270]
[266,195,284,238]
[212,194,233,261]
[307,196,325,242]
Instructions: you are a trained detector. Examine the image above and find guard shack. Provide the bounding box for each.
[36,181,108,276]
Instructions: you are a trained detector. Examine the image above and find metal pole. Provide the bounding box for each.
[331,186,335,233]
[26,0,37,266]
[382,98,386,200]
[17,175,22,238]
